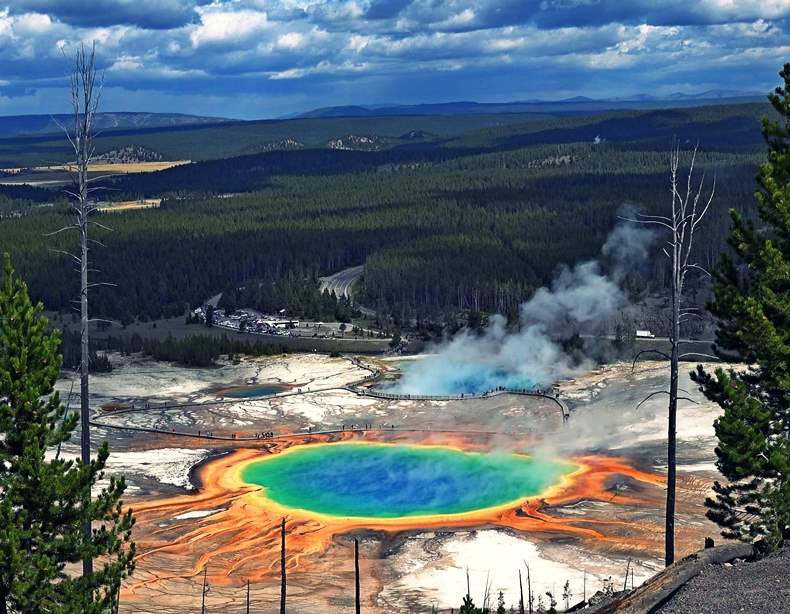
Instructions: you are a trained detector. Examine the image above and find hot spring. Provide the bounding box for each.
[218,383,290,398]
[240,443,576,518]
[384,360,537,396]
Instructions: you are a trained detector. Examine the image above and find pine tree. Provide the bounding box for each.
[692,64,790,547]
[0,254,135,613]
[459,593,489,614]
[497,590,507,614]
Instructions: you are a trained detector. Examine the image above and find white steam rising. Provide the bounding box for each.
[391,221,656,395]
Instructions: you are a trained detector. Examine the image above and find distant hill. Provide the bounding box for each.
[0,101,769,168]
[295,92,764,118]
[0,112,232,138]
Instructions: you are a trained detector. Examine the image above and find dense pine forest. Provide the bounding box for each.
[0,103,770,324]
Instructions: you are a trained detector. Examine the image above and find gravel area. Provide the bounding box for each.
[656,547,790,613]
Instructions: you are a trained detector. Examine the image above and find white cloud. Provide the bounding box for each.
[190,8,269,47]
[698,0,790,21]
[0,0,787,115]
[276,31,305,49]
[15,12,53,34]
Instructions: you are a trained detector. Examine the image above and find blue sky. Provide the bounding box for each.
[0,0,788,118]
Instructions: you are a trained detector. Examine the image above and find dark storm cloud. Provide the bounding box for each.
[8,0,207,29]
[0,0,787,117]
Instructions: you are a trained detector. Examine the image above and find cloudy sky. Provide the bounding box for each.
[1,0,788,118]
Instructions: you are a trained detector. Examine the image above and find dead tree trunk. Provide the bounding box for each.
[527,564,533,614]
[201,566,208,614]
[518,569,525,614]
[280,518,286,614]
[354,538,361,614]
[627,143,715,567]
[623,558,632,591]
[666,271,680,566]
[57,41,103,580]
[596,543,755,613]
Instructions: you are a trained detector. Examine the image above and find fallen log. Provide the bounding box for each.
[592,542,757,613]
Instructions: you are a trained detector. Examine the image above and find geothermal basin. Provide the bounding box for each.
[67,353,726,612]
[240,442,577,518]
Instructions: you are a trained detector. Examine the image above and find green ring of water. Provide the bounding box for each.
[241,443,577,518]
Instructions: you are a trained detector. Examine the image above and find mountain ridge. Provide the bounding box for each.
[0,111,233,138]
[293,91,764,119]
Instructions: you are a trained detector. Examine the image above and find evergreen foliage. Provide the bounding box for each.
[692,64,790,547]
[59,330,288,368]
[497,591,507,614]
[0,254,135,612]
[141,334,287,367]
[218,279,356,322]
[0,111,762,324]
[459,593,488,614]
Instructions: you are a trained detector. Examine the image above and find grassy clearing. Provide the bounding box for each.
[97,198,162,212]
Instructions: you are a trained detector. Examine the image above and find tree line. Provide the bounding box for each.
[1,139,760,324]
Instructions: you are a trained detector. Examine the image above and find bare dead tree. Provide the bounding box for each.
[482,570,492,611]
[280,518,286,614]
[625,142,715,566]
[583,569,586,603]
[623,558,631,591]
[524,561,533,614]
[518,569,525,614]
[354,537,361,614]
[201,565,209,614]
[47,40,112,578]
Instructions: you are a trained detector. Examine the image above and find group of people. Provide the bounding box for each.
[340,422,376,431]
[193,429,273,439]
[340,423,396,431]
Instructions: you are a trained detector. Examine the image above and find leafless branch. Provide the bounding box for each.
[44,225,80,237]
[685,263,711,277]
[634,212,673,222]
[636,390,670,410]
[87,317,114,324]
[48,248,81,264]
[631,350,671,371]
[679,352,720,361]
[86,282,117,289]
[88,220,113,232]
[619,215,674,231]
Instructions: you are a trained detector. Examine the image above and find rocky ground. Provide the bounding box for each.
[655,547,790,613]
[54,354,732,613]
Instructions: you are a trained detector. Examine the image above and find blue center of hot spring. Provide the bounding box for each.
[241,443,575,518]
[388,361,536,396]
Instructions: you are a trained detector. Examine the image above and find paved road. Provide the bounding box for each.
[319,264,364,299]
[319,265,376,316]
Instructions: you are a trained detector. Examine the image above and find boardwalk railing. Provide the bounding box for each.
[348,384,569,421]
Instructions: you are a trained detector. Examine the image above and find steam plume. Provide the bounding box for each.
[390,221,656,395]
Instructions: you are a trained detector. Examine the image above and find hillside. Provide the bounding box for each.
[0,102,767,171]
[0,102,768,324]
[0,112,559,168]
